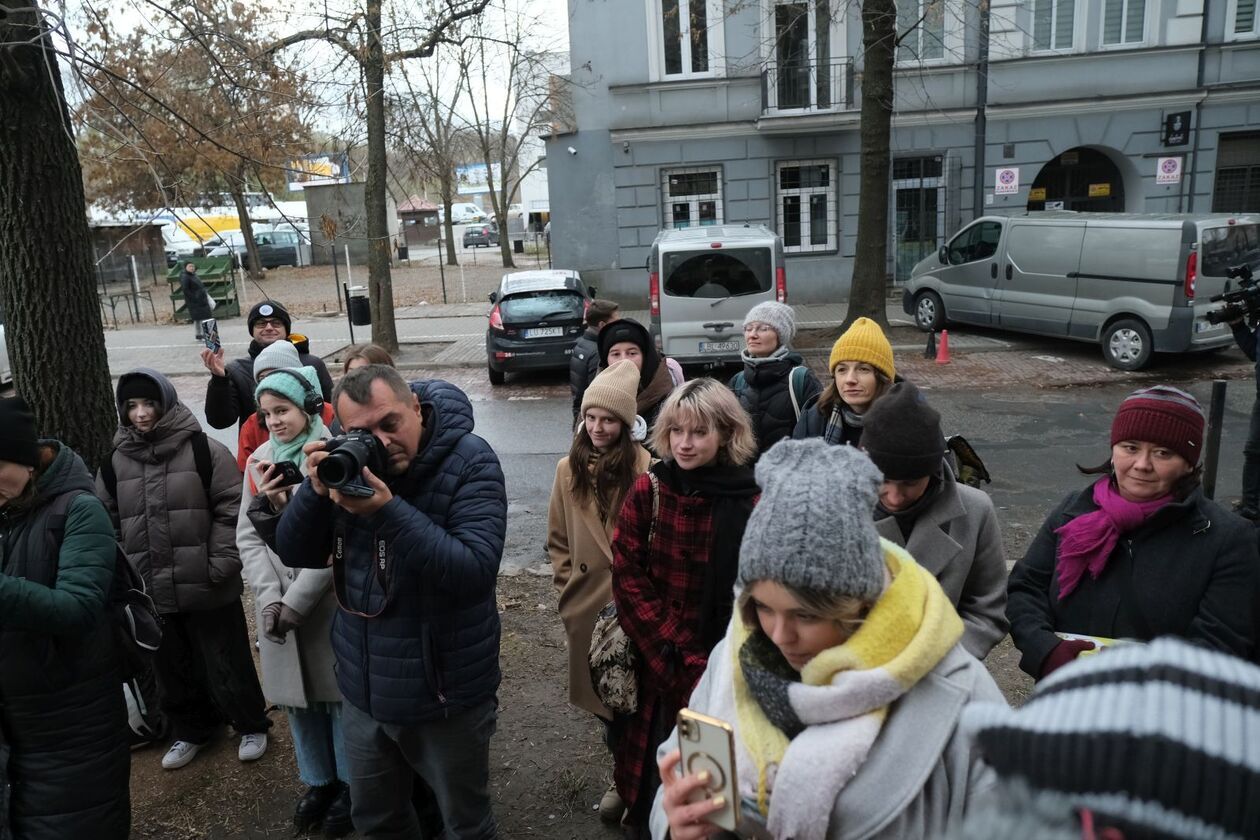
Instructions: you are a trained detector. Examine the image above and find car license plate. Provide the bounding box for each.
[523,326,563,339]
[700,340,740,353]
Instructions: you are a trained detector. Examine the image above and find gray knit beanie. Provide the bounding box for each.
[738,438,886,599]
[253,340,302,380]
[743,301,796,347]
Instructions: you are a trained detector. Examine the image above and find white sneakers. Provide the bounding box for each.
[238,732,268,762]
[161,733,268,769]
[161,740,202,770]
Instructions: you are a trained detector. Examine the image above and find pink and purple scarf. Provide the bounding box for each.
[1054,477,1172,599]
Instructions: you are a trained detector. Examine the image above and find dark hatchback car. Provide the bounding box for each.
[463,222,500,248]
[486,270,594,385]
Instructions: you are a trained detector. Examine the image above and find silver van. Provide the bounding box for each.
[903,212,1253,369]
[648,225,786,364]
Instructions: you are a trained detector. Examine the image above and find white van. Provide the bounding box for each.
[648,225,786,364]
[903,212,1251,370]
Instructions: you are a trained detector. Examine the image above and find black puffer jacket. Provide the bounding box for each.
[0,443,129,839]
[730,349,821,454]
[569,328,600,422]
[276,379,508,723]
[180,270,213,322]
[205,337,333,429]
[1007,484,1258,677]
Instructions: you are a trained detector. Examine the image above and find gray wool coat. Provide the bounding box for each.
[237,439,340,709]
[98,371,243,615]
[650,641,1004,840]
[875,466,1010,659]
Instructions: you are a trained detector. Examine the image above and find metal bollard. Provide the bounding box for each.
[1202,379,1228,500]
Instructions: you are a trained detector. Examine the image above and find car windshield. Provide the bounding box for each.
[1201,223,1260,277]
[662,247,772,298]
[500,290,584,321]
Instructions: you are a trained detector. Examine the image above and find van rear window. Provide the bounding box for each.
[1201,224,1260,277]
[663,248,771,298]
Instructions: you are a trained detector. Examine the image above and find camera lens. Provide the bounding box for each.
[317,443,367,488]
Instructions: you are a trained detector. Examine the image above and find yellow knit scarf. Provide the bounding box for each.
[731,540,964,818]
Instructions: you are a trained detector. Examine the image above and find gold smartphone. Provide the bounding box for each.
[677,708,739,832]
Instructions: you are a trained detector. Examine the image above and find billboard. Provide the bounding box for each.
[287,153,350,191]
[455,163,504,195]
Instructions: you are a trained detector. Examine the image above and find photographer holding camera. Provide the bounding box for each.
[276,365,507,839]
[1226,265,1260,520]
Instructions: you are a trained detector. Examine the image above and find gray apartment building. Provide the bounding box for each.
[543,0,1260,303]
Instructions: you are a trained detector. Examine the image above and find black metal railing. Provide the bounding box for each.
[760,59,854,113]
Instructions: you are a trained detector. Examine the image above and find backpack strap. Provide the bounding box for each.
[40,489,89,579]
[787,365,808,420]
[647,472,660,551]
[191,431,214,501]
[730,371,747,402]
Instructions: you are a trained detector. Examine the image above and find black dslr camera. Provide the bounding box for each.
[1206,264,1260,325]
[317,430,389,497]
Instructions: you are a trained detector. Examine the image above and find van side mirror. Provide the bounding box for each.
[938,246,948,265]
[488,291,498,303]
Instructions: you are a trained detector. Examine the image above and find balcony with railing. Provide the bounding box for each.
[760,59,855,116]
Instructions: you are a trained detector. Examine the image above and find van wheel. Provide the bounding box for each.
[913,291,945,331]
[1102,318,1152,371]
[488,365,505,386]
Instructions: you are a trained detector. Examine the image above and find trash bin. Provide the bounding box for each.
[513,239,524,254]
[397,245,409,261]
[348,286,372,326]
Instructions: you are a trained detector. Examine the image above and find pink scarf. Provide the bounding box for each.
[1054,477,1172,600]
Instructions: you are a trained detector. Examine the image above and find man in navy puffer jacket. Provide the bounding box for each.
[277,365,507,839]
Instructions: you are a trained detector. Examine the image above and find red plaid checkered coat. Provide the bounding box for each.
[610,471,726,813]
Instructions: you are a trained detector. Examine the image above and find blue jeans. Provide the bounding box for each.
[288,704,349,787]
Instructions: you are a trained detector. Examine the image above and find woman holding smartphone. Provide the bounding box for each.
[611,379,759,837]
[652,440,1003,840]
[547,360,652,823]
[238,366,352,836]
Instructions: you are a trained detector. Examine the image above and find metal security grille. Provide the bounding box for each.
[775,159,838,253]
[1213,135,1260,213]
[662,166,723,229]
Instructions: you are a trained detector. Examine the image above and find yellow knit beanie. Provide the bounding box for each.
[828,317,895,380]
[581,360,640,427]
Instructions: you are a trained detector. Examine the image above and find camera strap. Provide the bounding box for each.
[331,524,390,618]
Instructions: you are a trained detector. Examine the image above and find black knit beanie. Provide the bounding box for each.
[597,318,659,386]
[0,396,40,467]
[117,375,163,406]
[860,382,947,480]
[247,300,292,335]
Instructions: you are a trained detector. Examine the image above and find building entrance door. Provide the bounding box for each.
[1027,147,1125,212]
[892,156,945,283]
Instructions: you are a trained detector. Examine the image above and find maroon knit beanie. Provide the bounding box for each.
[1110,385,1205,465]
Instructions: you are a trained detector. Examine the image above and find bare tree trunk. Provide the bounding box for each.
[440,175,459,266]
[0,0,117,469]
[229,182,263,282]
[848,0,897,329]
[496,182,514,267]
[364,0,399,351]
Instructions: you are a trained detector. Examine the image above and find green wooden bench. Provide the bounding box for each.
[167,257,241,320]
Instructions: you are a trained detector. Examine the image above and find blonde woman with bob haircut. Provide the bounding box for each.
[610,379,760,837]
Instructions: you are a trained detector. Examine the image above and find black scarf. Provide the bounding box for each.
[874,474,943,540]
[652,459,759,651]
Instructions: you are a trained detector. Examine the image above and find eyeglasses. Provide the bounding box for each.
[254,318,286,329]
[743,323,775,334]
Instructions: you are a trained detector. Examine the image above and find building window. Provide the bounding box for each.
[1213,134,1260,213]
[776,160,837,253]
[897,0,946,62]
[1232,0,1258,36]
[1102,0,1145,45]
[650,0,723,79]
[1033,0,1074,50]
[662,167,723,228]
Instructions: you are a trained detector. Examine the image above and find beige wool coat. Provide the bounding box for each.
[237,439,341,709]
[547,447,652,719]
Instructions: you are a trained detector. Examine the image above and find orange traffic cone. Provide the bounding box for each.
[936,329,952,364]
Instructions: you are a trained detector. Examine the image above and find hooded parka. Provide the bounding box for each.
[0,443,130,839]
[97,368,244,614]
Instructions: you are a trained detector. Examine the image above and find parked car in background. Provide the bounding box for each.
[485,269,595,385]
[202,230,247,265]
[463,222,500,248]
[204,229,301,269]
[440,202,488,224]
[903,212,1248,370]
[647,224,787,365]
[0,308,11,385]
